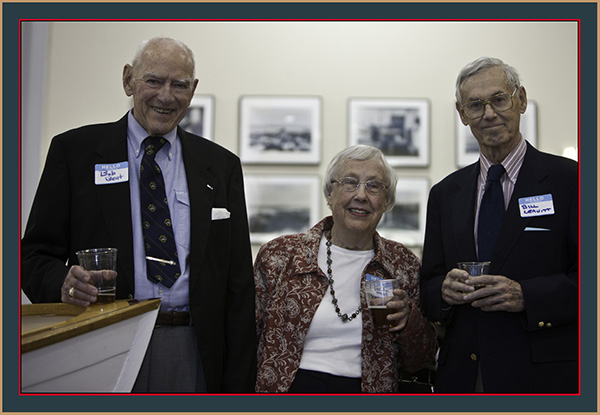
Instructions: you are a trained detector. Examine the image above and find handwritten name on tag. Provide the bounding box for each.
[518,194,555,218]
[95,162,129,185]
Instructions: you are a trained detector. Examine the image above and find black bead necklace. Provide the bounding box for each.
[325,231,361,323]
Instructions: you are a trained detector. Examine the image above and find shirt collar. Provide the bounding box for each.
[127,110,178,160]
[479,136,527,185]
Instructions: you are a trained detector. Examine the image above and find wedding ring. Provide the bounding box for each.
[68,286,75,298]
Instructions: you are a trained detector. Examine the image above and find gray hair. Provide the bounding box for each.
[131,37,196,78]
[455,57,521,105]
[324,145,397,212]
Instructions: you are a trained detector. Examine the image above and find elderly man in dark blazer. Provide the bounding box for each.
[21,37,256,393]
[420,57,578,393]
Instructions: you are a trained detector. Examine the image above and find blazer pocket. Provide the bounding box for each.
[530,325,578,363]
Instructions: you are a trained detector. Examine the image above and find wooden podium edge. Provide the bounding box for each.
[21,298,161,353]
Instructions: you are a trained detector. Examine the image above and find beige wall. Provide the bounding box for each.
[22,21,579,252]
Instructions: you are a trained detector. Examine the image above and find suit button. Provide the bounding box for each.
[538,321,545,328]
[365,333,374,341]
[366,376,373,384]
[545,322,552,328]
[470,353,478,361]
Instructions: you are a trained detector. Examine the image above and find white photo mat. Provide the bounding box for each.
[377,177,430,247]
[180,95,215,140]
[240,96,322,164]
[349,98,430,167]
[244,175,321,245]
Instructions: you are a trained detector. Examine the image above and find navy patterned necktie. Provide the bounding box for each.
[140,136,181,287]
[477,164,506,262]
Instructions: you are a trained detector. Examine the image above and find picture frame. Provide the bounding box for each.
[180,95,215,140]
[244,175,321,245]
[456,100,538,167]
[239,96,322,164]
[348,98,430,167]
[377,177,430,247]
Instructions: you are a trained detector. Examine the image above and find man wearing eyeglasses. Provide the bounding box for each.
[420,57,578,393]
[21,37,256,393]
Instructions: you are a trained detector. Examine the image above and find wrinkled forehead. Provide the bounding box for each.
[338,158,386,179]
[460,67,510,100]
[135,45,195,78]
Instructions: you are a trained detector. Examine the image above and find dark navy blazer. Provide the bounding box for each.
[420,142,579,393]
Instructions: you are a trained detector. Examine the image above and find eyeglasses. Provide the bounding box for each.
[334,177,388,195]
[461,88,517,119]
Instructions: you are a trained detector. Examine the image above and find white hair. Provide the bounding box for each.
[455,57,521,105]
[131,37,196,78]
[324,145,397,212]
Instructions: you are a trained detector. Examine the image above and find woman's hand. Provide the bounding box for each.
[385,289,411,332]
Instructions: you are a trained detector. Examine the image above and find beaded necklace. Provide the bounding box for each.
[324,231,362,323]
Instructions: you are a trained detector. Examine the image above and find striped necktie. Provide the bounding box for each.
[140,136,181,287]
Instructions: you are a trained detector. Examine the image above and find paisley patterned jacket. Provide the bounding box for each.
[254,216,437,393]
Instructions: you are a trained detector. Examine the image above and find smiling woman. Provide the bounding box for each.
[325,149,393,251]
[253,145,437,393]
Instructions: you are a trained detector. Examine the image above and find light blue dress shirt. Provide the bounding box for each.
[127,111,190,311]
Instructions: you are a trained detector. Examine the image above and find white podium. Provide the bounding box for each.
[21,298,160,393]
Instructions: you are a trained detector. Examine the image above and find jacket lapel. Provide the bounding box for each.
[492,144,549,271]
[93,115,135,293]
[451,163,479,261]
[178,129,216,294]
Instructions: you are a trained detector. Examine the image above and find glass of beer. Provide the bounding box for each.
[76,248,118,303]
[457,261,490,290]
[363,279,400,328]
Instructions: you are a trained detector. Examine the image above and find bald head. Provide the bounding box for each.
[122,37,198,136]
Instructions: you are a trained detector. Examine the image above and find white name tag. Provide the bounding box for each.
[95,162,129,185]
[519,194,555,218]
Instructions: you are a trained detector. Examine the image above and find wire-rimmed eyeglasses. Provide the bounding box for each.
[461,88,517,119]
[333,177,388,195]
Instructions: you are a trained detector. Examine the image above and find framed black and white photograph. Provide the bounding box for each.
[456,100,538,167]
[348,98,430,167]
[377,177,429,247]
[244,175,321,245]
[180,95,215,140]
[240,96,322,164]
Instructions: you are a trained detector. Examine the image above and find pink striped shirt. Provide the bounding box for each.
[474,137,528,247]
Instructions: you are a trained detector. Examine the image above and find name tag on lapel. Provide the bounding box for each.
[518,194,555,218]
[95,162,129,185]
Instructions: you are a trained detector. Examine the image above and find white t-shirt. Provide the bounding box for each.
[298,235,374,378]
